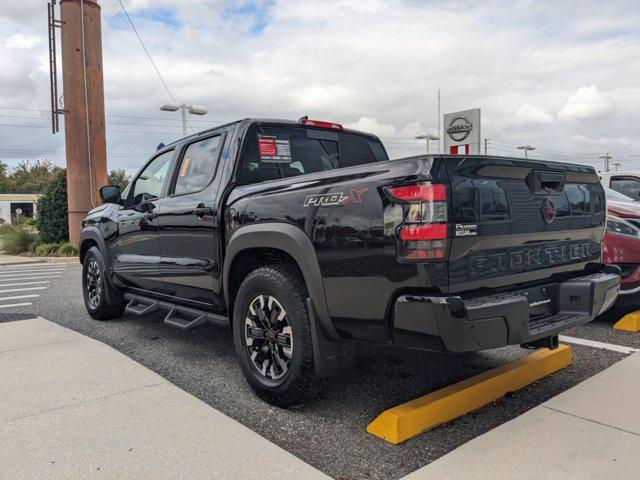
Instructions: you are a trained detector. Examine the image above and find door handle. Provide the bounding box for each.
[193,205,213,218]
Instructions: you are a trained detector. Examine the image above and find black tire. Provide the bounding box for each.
[82,246,125,320]
[233,264,327,407]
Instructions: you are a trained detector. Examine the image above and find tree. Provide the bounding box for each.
[36,169,69,243]
[0,161,16,193]
[11,159,59,193]
[108,169,131,190]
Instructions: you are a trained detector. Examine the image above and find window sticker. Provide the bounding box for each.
[258,134,291,163]
[180,158,190,177]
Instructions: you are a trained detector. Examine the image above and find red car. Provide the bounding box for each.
[603,188,640,305]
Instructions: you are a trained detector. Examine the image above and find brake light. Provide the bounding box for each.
[385,182,448,263]
[387,184,446,202]
[299,119,343,130]
[399,224,447,241]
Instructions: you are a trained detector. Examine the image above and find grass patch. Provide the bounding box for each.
[0,224,40,255]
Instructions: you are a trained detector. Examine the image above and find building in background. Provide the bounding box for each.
[0,194,39,225]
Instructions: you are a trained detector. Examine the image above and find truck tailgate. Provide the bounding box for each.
[444,156,606,294]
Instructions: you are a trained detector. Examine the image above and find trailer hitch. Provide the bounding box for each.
[521,335,559,350]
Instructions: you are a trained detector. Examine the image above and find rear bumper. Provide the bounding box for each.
[392,264,621,352]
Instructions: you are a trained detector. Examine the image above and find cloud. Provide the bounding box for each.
[345,117,397,137]
[558,85,616,121]
[0,0,639,172]
[513,103,554,126]
[5,33,39,49]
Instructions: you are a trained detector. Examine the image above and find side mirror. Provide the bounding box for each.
[99,185,121,204]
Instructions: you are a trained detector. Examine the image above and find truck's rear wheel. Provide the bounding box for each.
[233,264,326,407]
[82,246,125,320]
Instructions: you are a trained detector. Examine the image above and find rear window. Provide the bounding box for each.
[237,125,388,184]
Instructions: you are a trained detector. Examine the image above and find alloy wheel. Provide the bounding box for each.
[244,294,293,381]
[85,258,102,309]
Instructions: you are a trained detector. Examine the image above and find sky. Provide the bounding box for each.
[0,0,639,177]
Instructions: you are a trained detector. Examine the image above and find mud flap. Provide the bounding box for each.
[307,298,355,378]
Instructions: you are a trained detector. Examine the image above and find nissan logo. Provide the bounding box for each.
[446,116,473,142]
[541,198,557,224]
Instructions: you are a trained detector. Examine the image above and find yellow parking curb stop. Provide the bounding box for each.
[613,311,640,332]
[367,344,573,444]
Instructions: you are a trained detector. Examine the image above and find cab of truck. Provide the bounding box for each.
[599,171,640,201]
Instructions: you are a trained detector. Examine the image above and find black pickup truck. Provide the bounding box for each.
[80,117,620,406]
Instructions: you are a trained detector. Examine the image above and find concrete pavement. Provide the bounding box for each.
[0,317,329,480]
[0,254,41,265]
[0,254,78,265]
[406,349,640,480]
[1,315,639,479]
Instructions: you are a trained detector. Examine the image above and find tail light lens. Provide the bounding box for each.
[385,182,448,262]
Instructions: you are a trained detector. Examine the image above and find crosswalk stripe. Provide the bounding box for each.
[0,287,48,293]
[0,294,39,301]
[0,302,32,308]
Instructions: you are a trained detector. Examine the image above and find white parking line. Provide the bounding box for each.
[0,274,62,279]
[0,281,50,287]
[0,269,65,276]
[559,335,638,354]
[0,302,32,308]
[0,287,48,293]
[0,263,62,269]
[0,268,66,274]
[0,294,39,301]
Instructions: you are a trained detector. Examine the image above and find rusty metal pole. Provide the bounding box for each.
[59,0,107,246]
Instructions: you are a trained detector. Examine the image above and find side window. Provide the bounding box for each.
[129,150,173,206]
[173,136,221,195]
[610,177,640,200]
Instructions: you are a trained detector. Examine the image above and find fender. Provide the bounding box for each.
[79,226,121,304]
[79,226,107,263]
[223,222,341,341]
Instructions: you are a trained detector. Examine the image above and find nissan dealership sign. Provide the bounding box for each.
[444,108,481,154]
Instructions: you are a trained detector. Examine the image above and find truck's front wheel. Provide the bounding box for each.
[82,246,125,320]
[233,264,326,407]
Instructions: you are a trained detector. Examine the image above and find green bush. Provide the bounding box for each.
[34,243,59,256]
[36,169,68,243]
[0,224,40,255]
[56,242,78,257]
[33,241,78,257]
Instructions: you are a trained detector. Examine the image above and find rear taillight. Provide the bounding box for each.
[385,182,448,262]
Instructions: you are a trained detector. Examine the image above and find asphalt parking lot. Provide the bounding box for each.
[3,261,639,480]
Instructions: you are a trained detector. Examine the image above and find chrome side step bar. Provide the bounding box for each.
[124,293,228,330]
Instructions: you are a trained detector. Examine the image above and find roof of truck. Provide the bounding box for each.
[163,118,381,149]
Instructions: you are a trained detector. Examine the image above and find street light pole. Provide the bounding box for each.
[599,152,613,172]
[160,102,208,138]
[415,133,440,154]
[517,144,535,159]
[181,105,187,137]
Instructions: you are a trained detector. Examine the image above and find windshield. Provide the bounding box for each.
[605,187,635,202]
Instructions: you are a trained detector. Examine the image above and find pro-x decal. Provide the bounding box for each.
[304,188,369,207]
